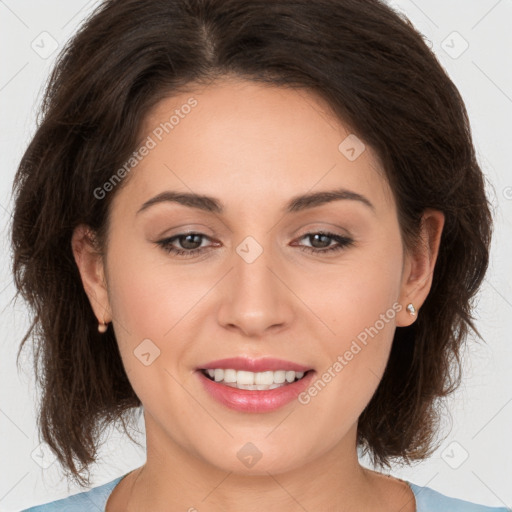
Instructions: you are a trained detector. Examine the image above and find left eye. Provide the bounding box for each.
[156,231,354,258]
[156,233,213,257]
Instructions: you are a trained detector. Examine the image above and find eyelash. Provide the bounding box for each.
[155,231,354,258]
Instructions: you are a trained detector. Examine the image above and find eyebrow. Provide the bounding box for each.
[136,187,375,216]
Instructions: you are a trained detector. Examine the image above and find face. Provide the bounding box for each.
[75,77,439,476]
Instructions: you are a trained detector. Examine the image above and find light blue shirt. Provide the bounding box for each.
[21,474,510,511]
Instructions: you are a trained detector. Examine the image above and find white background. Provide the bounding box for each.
[1,0,511,510]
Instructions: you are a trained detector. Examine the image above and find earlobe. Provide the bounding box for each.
[71,224,112,326]
[397,208,445,327]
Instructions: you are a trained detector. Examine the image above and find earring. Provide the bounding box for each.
[98,320,109,333]
[406,303,416,316]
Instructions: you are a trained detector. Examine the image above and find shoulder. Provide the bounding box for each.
[20,475,125,512]
[407,481,510,512]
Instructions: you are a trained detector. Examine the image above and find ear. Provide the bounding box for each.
[71,224,111,326]
[396,208,445,327]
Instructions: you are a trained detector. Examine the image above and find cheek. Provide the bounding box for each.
[104,239,200,395]
[306,238,403,341]
[298,236,403,417]
[106,236,203,338]
[297,307,398,449]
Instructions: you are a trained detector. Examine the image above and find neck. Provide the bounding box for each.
[109,412,407,512]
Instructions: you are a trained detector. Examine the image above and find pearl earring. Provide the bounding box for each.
[98,320,108,333]
[406,303,416,316]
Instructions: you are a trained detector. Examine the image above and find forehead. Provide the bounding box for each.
[112,78,395,218]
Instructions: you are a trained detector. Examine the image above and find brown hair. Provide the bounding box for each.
[10,0,492,487]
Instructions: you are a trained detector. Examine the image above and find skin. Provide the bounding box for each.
[72,77,444,512]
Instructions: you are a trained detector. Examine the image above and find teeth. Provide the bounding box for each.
[274,371,286,384]
[255,371,274,385]
[203,369,307,389]
[223,369,237,383]
[237,370,255,385]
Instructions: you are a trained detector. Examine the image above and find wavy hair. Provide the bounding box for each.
[11,0,492,486]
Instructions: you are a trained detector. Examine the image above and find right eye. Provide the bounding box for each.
[156,232,215,258]
[293,231,354,255]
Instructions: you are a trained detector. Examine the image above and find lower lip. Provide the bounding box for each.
[196,370,316,413]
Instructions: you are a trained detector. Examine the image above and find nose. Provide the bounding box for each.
[216,238,295,338]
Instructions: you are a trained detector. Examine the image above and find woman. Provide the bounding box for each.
[11,0,506,510]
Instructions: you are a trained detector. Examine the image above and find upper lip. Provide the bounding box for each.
[198,357,312,372]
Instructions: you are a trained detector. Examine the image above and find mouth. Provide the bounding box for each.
[199,368,313,391]
[195,358,316,412]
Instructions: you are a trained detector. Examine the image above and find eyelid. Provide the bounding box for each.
[155,223,217,238]
[292,221,353,237]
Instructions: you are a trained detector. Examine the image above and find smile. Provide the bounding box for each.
[200,368,308,390]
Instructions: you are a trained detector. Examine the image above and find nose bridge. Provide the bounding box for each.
[217,233,292,336]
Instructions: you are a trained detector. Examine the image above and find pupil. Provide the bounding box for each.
[181,234,201,249]
[311,234,330,248]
